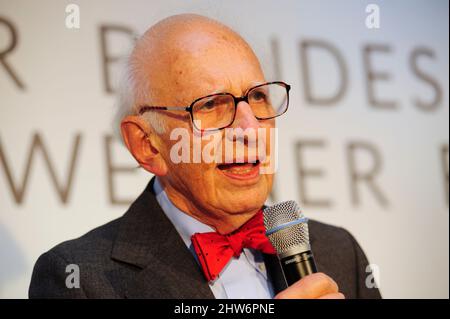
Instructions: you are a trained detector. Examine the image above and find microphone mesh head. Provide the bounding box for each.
[263,200,311,255]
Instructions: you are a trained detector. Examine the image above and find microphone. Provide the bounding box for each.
[263,200,318,286]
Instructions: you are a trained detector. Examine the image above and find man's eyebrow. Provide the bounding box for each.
[209,81,267,95]
[186,80,267,102]
[190,85,229,100]
[245,81,267,92]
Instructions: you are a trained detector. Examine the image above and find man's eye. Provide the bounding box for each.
[199,99,216,111]
[251,91,267,102]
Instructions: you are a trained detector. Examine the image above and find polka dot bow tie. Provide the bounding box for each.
[191,210,276,282]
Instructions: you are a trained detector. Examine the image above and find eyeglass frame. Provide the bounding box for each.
[137,81,291,131]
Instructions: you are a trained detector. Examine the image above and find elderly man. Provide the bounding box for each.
[29,14,381,299]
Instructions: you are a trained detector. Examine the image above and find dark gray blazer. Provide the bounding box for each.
[29,178,381,299]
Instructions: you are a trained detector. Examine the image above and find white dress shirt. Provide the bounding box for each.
[153,177,275,299]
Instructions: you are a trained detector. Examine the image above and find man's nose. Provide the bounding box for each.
[231,101,260,131]
[227,101,260,145]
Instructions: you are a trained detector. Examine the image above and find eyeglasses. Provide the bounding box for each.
[138,81,291,131]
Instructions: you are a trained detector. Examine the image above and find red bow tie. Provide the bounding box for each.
[191,209,276,282]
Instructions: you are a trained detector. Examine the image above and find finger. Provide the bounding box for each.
[318,293,345,299]
[275,273,339,299]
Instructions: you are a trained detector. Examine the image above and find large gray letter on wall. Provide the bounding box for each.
[300,39,348,106]
[99,25,135,94]
[442,145,449,206]
[0,16,25,90]
[363,44,397,110]
[104,135,137,205]
[0,133,81,204]
[410,47,443,112]
[295,140,332,208]
[347,141,389,208]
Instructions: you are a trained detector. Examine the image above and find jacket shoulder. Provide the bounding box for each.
[308,218,361,270]
[309,219,353,243]
[48,216,123,263]
[29,217,125,298]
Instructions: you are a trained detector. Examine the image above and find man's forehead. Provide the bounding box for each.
[170,67,266,105]
[148,14,238,41]
[132,14,264,104]
[155,23,253,65]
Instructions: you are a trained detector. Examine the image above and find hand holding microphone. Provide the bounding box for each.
[263,200,345,299]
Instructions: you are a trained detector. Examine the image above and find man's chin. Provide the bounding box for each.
[218,188,268,214]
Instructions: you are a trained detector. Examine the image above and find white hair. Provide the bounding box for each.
[113,53,167,141]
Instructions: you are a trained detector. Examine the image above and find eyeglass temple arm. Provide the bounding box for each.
[138,105,189,115]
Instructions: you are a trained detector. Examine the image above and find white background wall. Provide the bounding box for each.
[0,0,448,298]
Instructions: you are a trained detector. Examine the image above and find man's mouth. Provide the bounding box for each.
[217,160,260,180]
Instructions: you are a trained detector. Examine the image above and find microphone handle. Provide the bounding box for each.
[280,250,318,286]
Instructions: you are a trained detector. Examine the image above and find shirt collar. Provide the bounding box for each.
[153,177,215,247]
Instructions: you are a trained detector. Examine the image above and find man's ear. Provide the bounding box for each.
[120,115,168,176]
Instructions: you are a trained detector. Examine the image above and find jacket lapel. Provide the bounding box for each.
[111,178,214,299]
[263,253,287,295]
